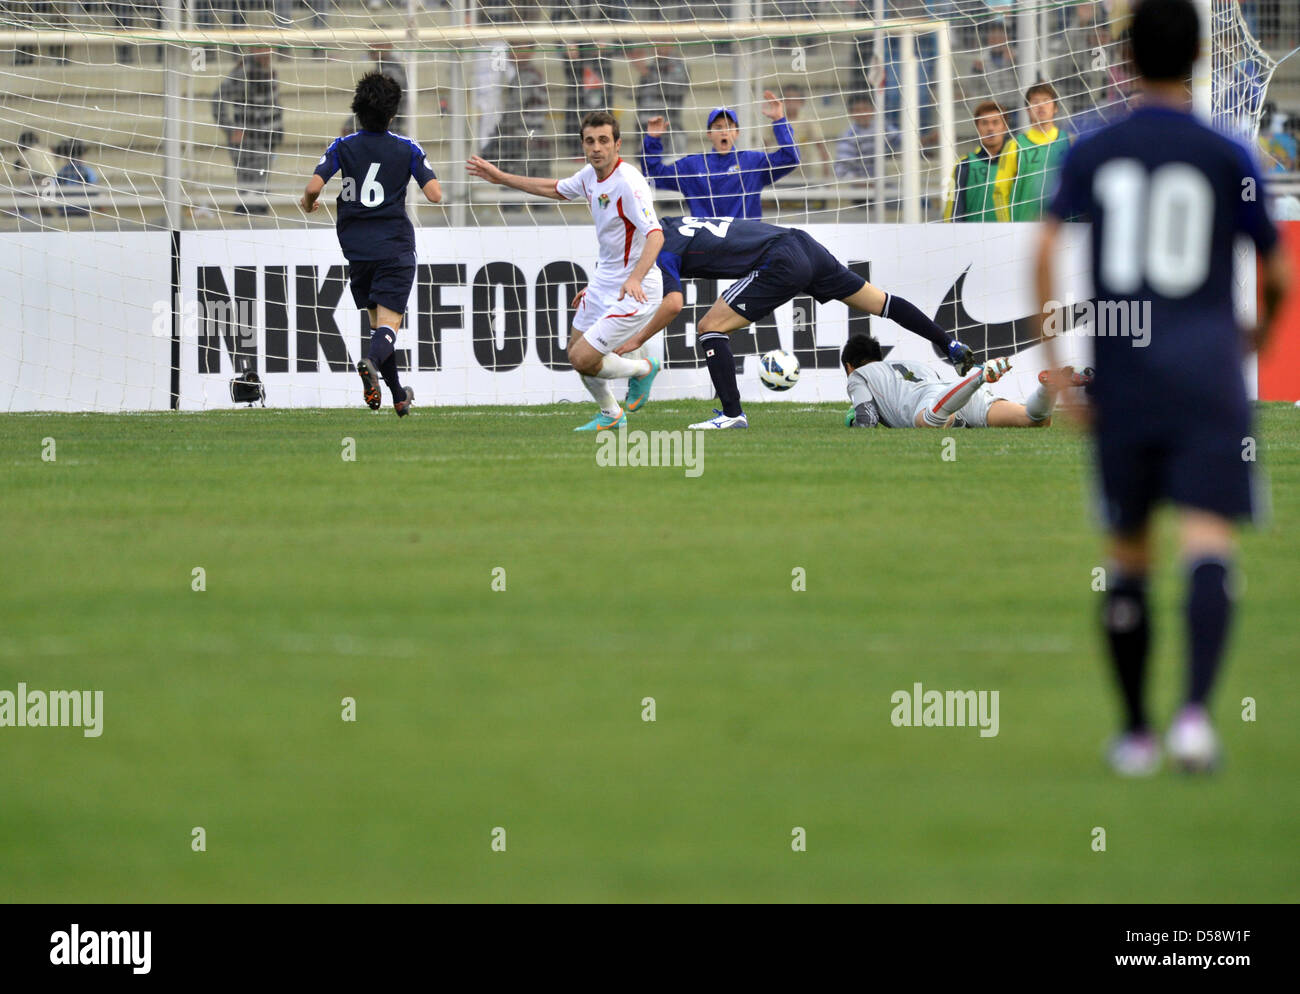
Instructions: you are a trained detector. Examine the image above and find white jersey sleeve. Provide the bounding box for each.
[847,369,875,408]
[555,164,593,202]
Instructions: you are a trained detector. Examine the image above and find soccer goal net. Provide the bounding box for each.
[0,1,1280,411]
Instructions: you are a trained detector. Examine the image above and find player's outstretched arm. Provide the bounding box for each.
[300,174,325,213]
[466,155,564,201]
[422,178,443,204]
[614,291,684,355]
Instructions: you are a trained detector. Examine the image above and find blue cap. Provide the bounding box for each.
[707,107,738,129]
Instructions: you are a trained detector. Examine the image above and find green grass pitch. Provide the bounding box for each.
[2,402,1297,903]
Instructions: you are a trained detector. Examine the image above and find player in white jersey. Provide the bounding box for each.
[839,333,1089,429]
[468,110,663,431]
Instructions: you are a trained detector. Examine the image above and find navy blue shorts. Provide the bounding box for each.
[1095,418,1256,533]
[348,259,416,313]
[720,230,865,321]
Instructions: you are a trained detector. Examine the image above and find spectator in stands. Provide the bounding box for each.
[943,100,1016,222]
[7,131,57,220]
[565,43,615,158]
[1009,82,1071,221]
[833,92,886,180]
[972,20,1024,131]
[9,131,57,191]
[479,44,550,176]
[212,46,285,216]
[849,2,940,145]
[53,140,98,219]
[632,43,689,156]
[343,45,409,137]
[1259,103,1297,173]
[641,91,800,219]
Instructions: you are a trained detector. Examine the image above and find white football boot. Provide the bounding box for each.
[689,410,749,430]
[1166,705,1221,773]
[1106,731,1161,777]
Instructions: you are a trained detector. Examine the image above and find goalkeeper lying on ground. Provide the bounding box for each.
[841,333,1091,429]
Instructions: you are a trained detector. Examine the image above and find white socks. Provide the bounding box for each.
[1025,384,1054,422]
[923,367,985,427]
[596,353,651,380]
[582,375,621,417]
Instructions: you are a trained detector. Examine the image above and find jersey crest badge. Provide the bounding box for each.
[598,193,610,208]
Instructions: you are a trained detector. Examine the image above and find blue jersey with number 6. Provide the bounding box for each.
[314,129,438,263]
[1048,106,1277,422]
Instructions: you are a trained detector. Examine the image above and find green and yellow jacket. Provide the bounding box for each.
[944,140,1017,222]
[1009,124,1071,221]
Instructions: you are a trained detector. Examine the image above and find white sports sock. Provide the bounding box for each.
[582,375,621,417]
[1024,384,1054,421]
[596,353,651,380]
[622,345,649,362]
[923,367,985,427]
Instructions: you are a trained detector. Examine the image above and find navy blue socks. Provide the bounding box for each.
[369,325,405,399]
[1104,571,1151,732]
[882,291,951,352]
[1186,558,1233,707]
[699,333,743,417]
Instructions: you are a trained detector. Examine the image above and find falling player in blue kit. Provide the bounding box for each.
[300,71,443,416]
[1035,0,1291,775]
[613,215,976,428]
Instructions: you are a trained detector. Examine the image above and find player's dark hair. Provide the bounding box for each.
[1129,0,1200,82]
[973,100,1006,122]
[580,110,620,142]
[848,91,874,110]
[1025,82,1058,104]
[351,71,402,133]
[841,333,883,369]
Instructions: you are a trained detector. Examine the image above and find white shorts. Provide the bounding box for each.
[952,385,1007,428]
[574,277,663,355]
[914,382,1007,428]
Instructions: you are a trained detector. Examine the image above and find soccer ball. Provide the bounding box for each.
[758,349,800,392]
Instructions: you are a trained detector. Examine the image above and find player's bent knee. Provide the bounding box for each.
[1180,509,1236,559]
[567,341,603,376]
